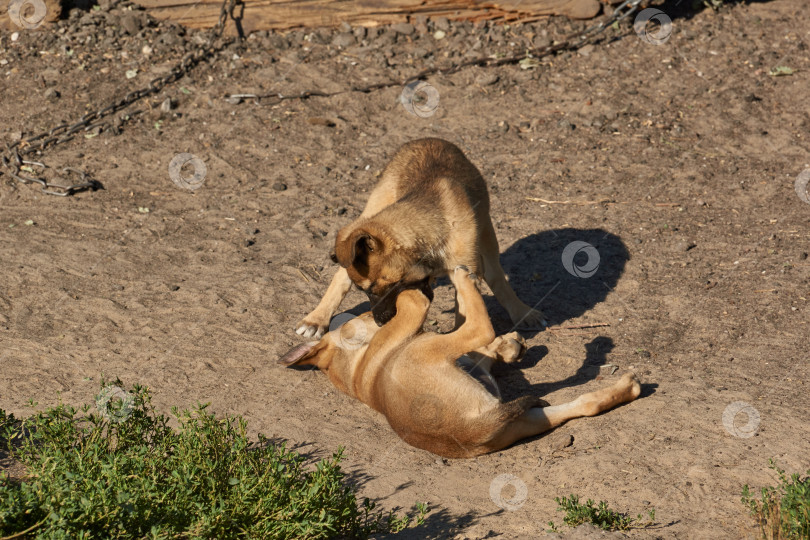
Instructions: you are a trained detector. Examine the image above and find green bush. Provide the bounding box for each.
[743,460,810,539]
[0,382,426,539]
[547,494,655,532]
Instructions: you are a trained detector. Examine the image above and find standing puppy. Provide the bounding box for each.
[296,138,546,338]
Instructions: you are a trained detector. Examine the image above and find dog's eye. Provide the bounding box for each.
[330,252,338,263]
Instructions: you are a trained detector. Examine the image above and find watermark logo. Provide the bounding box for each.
[168,153,207,191]
[400,80,440,118]
[329,313,369,351]
[95,385,134,423]
[795,169,810,204]
[562,241,600,278]
[634,8,673,45]
[489,474,528,511]
[722,401,760,438]
[7,0,47,29]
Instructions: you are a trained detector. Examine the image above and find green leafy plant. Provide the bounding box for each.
[742,460,810,539]
[547,494,655,532]
[0,381,426,538]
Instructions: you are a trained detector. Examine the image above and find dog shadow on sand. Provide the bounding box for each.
[489,227,656,410]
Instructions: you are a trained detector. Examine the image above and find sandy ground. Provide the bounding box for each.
[1,0,809,537]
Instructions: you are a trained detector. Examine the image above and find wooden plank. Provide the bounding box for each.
[130,0,603,34]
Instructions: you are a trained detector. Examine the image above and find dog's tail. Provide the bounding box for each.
[495,395,549,423]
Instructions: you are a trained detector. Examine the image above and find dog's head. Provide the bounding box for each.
[332,223,433,325]
[278,312,379,395]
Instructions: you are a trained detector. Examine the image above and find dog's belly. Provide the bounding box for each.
[380,360,500,452]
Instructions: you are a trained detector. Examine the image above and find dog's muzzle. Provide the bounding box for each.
[367,278,434,326]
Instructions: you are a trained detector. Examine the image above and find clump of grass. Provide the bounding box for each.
[547,494,655,532]
[742,460,810,539]
[0,381,426,538]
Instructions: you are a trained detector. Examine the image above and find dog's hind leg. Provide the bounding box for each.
[485,373,642,453]
[478,219,547,329]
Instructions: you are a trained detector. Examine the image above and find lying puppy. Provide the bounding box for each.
[281,267,641,458]
[296,137,546,338]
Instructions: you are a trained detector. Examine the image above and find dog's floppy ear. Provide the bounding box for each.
[278,341,319,366]
[335,228,379,271]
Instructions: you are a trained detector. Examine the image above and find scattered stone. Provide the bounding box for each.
[578,44,594,57]
[119,13,141,35]
[331,32,354,48]
[391,22,414,35]
[675,240,697,252]
[558,119,574,130]
[545,432,573,452]
[44,88,60,102]
[307,117,336,127]
[412,47,429,58]
[476,72,499,86]
[433,16,450,31]
[433,30,446,40]
[272,182,287,191]
[160,97,174,112]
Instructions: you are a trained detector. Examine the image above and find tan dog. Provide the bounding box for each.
[281,267,641,458]
[296,137,546,338]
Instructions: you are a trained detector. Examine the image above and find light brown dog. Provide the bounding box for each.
[282,267,641,458]
[296,137,546,338]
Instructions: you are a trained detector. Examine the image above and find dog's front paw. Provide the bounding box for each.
[512,307,548,330]
[295,315,329,339]
[452,265,479,282]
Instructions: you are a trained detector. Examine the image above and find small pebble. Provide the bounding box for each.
[476,72,499,86]
[391,22,414,35]
[160,97,174,112]
[331,32,354,48]
[433,30,446,40]
[433,17,450,31]
[44,88,61,102]
[272,182,287,191]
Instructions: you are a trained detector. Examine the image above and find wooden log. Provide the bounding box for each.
[130,0,603,34]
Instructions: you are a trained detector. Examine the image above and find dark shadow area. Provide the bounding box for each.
[490,336,657,451]
[495,336,617,402]
[377,507,478,540]
[657,0,775,23]
[496,228,630,337]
